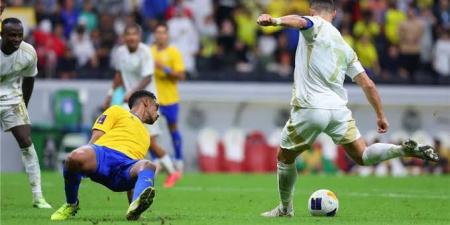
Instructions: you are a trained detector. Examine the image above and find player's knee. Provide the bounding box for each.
[168,124,178,132]
[65,151,85,170]
[140,160,156,171]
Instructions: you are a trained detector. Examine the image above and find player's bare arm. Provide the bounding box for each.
[354,72,389,133]
[22,77,34,107]
[257,14,310,29]
[88,129,105,144]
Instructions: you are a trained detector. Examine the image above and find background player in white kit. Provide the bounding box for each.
[0,18,52,208]
[103,23,181,189]
[256,0,439,217]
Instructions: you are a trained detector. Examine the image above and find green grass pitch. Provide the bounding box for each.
[1,172,449,225]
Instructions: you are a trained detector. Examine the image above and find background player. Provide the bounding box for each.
[256,0,439,217]
[104,23,181,188]
[151,23,186,171]
[51,90,159,221]
[0,18,51,208]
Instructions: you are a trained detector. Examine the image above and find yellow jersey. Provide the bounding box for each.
[92,105,150,159]
[151,45,185,106]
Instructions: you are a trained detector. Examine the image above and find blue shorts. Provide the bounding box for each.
[89,145,138,192]
[159,103,179,125]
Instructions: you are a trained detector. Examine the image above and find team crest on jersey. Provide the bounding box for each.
[97,115,107,124]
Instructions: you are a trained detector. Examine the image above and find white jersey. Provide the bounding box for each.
[114,43,156,94]
[291,16,365,109]
[0,41,38,105]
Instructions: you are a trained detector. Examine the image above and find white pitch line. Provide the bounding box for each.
[173,186,450,200]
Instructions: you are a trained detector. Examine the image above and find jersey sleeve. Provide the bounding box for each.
[172,48,185,72]
[299,16,319,43]
[346,51,365,81]
[141,47,155,77]
[22,52,38,77]
[92,106,120,133]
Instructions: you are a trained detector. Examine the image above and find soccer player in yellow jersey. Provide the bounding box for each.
[151,23,186,176]
[51,90,160,221]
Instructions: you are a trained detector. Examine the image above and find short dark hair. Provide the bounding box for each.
[154,22,168,31]
[1,17,22,30]
[124,23,142,35]
[310,0,335,12]
[128,90,157,109]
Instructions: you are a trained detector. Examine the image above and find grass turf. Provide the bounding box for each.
[1,172,449,225]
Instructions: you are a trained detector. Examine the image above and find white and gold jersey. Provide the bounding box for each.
[0,40,37,105]
[292,16,365,109]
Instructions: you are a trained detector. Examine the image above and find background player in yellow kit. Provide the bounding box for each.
[51,90,160,221]
[151,23,186,177]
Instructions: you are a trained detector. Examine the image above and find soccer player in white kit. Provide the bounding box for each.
[256,0,439,217]
[103,23,181,189]
[0,18,52,208]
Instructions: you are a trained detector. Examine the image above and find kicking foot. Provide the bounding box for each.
[402,139,439,162]
[33,197,52,209]
[50,203,79,220]
[126,187,155,221]
[261,204,294,217]
[163,171,182,188]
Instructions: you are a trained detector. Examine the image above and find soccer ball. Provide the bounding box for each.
[308,189,339,217]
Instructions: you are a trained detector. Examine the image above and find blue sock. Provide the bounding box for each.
[63,168,81,204]
[132,169,156,202]
[170,130,183,160]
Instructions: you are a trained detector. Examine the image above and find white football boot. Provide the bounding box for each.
[261,204,294,217]
[402,139,439,162]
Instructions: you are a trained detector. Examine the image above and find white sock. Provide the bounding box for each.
[277,161,297,210]
[20,144,43,199]
[175,160,184,172]
[159,155,176,174]
[362,143,405,165]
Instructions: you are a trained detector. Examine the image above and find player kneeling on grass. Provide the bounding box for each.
[51,90,160,221]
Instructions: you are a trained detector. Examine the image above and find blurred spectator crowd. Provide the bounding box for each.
[2,0,450,84]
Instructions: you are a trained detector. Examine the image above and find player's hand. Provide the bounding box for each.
[377,117,389,133]
[257,14,275,26]
[155,60,165,70]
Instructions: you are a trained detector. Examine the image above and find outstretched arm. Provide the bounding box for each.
[354,72,389,133]
[257,14,311,29]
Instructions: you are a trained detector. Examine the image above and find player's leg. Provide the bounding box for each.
[329,108,438,165]
[51,145,97,220]
[343,137,439,166]
[161,104,183,171]
[150,135,177,175]
[262,108,328,217]
[126,160,157,220]
[151,137,181,188]
[5,102,51,208]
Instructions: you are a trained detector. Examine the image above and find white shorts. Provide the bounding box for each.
[0,101,31,131]
[121,103,162,136]
[280,106,361,151]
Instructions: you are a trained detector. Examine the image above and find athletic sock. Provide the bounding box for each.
[175,160,184,172]
[63,168,82,205]
[159,155,176,174]
[132,169,156,202]
[277,161,297,210]
[20,144,43,199]
[362,143,404,165]
[170,130,183,160]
